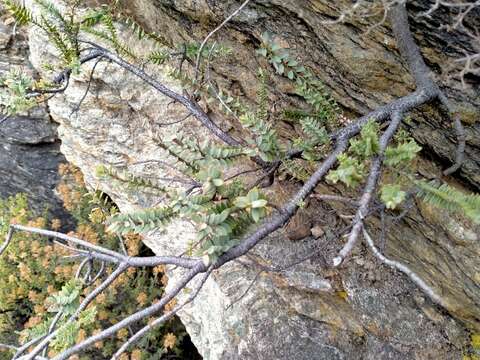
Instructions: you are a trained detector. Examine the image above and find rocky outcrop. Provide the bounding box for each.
[0,12,68,221]
[25,0,479,359]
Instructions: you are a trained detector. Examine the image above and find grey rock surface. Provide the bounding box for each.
[0,11,69,221]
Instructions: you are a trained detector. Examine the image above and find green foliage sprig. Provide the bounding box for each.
[384,139,422,167]
[0,164,193,359]
[102,158,269,263]
[3,0,140,68]
[95,165,168,196]
[256,31,340,166]
[0,70,36,114]
[326,119,380,188]
[154,135,249,174]
[9,2,477,275]
[94,126,269,262]
[324,118,480,219]
[257,31,339,122]
[239,111,280,162]
[23,280,97,353]
[100,30,350,259]
[416,181,480,224]
[107,205,177,235]
[122,15,170,47]
[256,31,305,79]
[349,120,380,159]
[2,0,33,26]
[327,153,366,188]
[279,159,313,182]
[380,184,406,210]
[325,118,419,207]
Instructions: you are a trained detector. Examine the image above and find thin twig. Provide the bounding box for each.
[156,113,192,127]
[41,310,64,358]
[12,335,44,359]
[9,225,199,269]
[438,94,466,176]
[362,227,446,307]
[75,257,91,280]
[0,227,14,256]
[226,270,262,310]
[333,111,404,266]
[70,55,104,116]
[194,0,251,79]
[224,167,263,182]
[87,261,105,286]
[112,268,213,359]
[25,264,128,360]
[118,235,128,256]
[82,42,241,147]
[52,266,203,360]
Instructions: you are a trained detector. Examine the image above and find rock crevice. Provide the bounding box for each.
[0,12,68,221]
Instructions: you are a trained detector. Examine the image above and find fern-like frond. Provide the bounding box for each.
[280,159,312,182]
[282,108,311,122]
[3,0,33,26]
[123,16,170,46]
[82,27,136,59]
[183,42,232,62]
[256,68,269,123]
[300,117,329,146]
[4,0,81,65]
[197,140,247,168]
[160,136,203,173]
[296,71,339,127]
[39,15,74,61]
[96,165,168,195]
[107,206,177,234]
[206,86,247,116]
[36,0,81,53]
[416,181,480,224]
[100,13,117,43]
[239,112,281,162]
[165,66,197,89]
[147,50,171,65]
[81,9,107,28]
[156,135,246,174]
[34,0,67,26]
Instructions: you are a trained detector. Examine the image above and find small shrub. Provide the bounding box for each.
[0,164,200,359]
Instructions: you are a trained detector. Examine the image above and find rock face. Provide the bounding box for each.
[25,0,479,359]
[0,12,69,221]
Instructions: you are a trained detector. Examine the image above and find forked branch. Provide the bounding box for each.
[1,1,470,358]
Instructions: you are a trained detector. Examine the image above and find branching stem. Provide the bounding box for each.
[333,111,404,266]
[362,227,446,307]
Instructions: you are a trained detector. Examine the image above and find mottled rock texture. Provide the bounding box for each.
[0,11,68,221]
[25,0,479,359]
